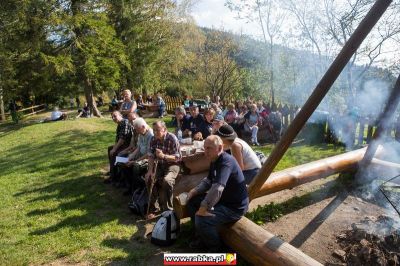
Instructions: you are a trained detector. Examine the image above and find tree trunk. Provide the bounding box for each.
[0,87,5,121]
[84,78,102,117]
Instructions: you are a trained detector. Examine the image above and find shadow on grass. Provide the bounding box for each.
[7,128,142,235]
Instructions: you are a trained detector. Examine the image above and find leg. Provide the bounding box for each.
[243,168,260,185]
[252,125,259,144]
[107,145,115,179]
[195,204,244,252]
[158,165,180,211]
[187,194,206,225]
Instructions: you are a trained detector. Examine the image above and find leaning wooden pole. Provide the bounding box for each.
[220,217,322,266]
[248,0,393,200]
[174,147,373,214]
[359,73,400,167]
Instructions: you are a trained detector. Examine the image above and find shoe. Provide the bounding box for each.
[255,142,260,146]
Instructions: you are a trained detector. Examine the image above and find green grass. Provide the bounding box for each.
[254,143,345,171]
[0,115,345,265]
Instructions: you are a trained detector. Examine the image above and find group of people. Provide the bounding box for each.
[104,94,272,253]
[110,90,166,118]
[174,97,283,146]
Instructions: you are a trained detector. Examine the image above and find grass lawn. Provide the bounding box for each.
[0,115,345,265]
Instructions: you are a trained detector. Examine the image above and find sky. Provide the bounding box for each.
[188,0,261,38]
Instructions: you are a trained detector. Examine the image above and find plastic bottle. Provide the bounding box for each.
[177,129,183,142]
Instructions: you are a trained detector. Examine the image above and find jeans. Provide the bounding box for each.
[245,124,259,144]
[159,105,166,117]
[187,194,245,252]
[243,168,260,185]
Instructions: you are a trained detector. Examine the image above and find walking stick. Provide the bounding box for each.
[146,159,158,219]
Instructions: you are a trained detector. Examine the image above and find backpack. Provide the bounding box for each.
[151,210,180,246]
[128,187,148,217]
[255,151,268,164]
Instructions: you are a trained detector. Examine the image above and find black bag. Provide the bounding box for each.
[128,187,148,216]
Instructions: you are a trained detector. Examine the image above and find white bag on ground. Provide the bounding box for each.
[151,210,180,246]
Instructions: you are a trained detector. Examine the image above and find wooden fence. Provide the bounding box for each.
[1,104,47,121]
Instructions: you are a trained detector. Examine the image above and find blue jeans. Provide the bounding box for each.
[187,194,245,252]
[243,168,260,185]
[159,105,166,117]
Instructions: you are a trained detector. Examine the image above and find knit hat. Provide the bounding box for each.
[215,124,237,140]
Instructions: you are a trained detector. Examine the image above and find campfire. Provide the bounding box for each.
[334,215,400,265]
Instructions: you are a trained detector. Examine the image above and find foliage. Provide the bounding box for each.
[197,29,244,101]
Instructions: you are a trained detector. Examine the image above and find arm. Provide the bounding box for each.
[128,101,137,113]
[197,183,225,216]
[231,142,245,170]
[110,138,125,156]
[187,177,212,200]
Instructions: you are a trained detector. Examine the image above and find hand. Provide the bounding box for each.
[145,171,152,184]
[193,132,203,141]
[110,148,117,157]
[196,206,214,217]
[187,190,195,201]
[155,149,164,159]
[125,160,135,167]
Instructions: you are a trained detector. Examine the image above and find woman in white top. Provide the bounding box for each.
[215,124,261,184]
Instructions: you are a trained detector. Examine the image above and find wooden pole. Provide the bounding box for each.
[173,147,376,219]
[220,217,322,266]
[248,0,393,200]
[359,73,400,167]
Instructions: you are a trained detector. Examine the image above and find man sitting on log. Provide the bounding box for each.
[105,111,133,184]
[186,135,249,252]
[145,121,182,219]
[120,118,153,195]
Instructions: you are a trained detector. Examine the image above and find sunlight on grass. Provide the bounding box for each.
[0,116,345,265]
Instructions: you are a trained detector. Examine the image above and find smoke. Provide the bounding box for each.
[355,141,400,226]
[319,79,392,149]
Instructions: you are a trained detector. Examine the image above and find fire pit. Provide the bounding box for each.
[334,215,400,265]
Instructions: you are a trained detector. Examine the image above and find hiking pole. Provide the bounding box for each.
[146,159,158,219]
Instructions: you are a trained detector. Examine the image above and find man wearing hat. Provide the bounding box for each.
[215,124,262,184]
[186,135,249,252]
[211,114,226,134]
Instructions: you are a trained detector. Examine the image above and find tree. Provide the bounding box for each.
[198,30,244,102]
[44,0,127,116]
[226,0,287,105]
[323,0,400,104]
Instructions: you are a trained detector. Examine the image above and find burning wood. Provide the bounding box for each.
[335,215,400,265]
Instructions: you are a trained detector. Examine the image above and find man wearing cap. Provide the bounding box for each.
[211,114,226,134]
[186,135,249,252]
[215,124,262,184]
